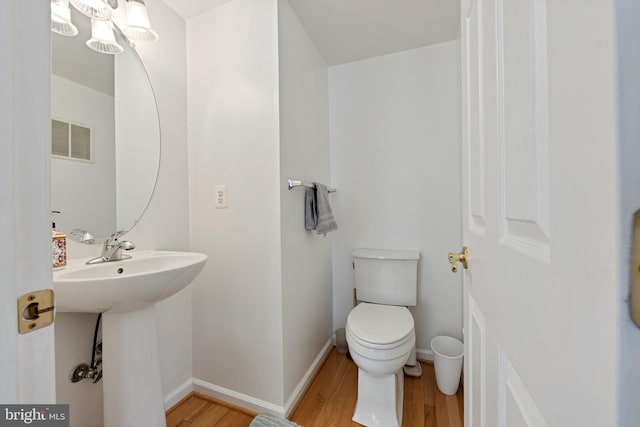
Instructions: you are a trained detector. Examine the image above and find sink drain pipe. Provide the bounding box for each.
[70,313,103,383]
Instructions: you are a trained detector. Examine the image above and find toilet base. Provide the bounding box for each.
[352,367,404,427]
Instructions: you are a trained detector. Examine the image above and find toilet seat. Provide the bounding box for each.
[346,302,416,377]
[347,326,414,352]
[347,303,414,347]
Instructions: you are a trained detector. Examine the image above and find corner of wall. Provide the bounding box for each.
[278,0,333,404]
[187,0,286,407]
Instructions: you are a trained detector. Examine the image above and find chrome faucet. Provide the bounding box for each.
[86,231,135,265]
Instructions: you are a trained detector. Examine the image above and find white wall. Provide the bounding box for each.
[278,0,333,405]
[55,1,192,424]
[329,41,462,357]
[188,0,285,408]
[54,314,103,427]
[51,75,116,239]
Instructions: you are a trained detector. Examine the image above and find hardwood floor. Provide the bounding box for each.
[166,348,463,426]
[166,394,255,427]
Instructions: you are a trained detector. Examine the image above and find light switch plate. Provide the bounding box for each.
[215,185,228,209]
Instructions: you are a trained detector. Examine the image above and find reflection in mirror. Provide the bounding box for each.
[51,9,160,241]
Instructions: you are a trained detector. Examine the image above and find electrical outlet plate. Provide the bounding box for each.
[215,185,228,209]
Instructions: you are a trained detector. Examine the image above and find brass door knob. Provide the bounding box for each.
[448,246,468,273]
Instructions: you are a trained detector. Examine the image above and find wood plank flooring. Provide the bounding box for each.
[166,393,255,427]
[166,348,463,426]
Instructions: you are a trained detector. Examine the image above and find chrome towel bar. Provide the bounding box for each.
[287,178,336,193]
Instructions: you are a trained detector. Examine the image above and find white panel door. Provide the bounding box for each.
[460,0,620,426]
[0,0,55,404]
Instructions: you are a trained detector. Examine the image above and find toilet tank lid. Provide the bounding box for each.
[352,249,420,260]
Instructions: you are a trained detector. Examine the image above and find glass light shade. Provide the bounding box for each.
[123,0,158,42]
[86,19,123,54]
[70,0,113,21]
[51,0,78,36]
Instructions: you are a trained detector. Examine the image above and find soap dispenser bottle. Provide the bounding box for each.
[52,211,66,270]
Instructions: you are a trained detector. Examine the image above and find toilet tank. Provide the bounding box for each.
[353,249,420,306]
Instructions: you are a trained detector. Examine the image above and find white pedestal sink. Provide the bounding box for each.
[53,250,207,427]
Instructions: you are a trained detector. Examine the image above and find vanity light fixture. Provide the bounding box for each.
[70,0,114,21]
[51,0,79,36]
[50,0,158,55]
[87,18,124,54]
[123,0,158,42]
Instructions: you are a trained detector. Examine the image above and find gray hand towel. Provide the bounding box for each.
[304,187,317,230]
[313,182,338,235]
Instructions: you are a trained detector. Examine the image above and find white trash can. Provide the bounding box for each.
[431,336,464,395]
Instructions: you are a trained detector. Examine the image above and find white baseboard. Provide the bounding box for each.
[168,344,430,416]
[417,347,434,361]
[192,339,333,418]
[164,378,194,410]
[284,339,332,417]
[193,379,286,417]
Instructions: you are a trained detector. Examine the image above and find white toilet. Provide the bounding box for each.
[346,249,420,427]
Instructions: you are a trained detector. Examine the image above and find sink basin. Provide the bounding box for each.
[53,250,207,313]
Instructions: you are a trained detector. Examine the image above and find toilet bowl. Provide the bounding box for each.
[346,302,415,427]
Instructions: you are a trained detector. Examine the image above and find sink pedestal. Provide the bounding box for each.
[53,250,207,426]
[102,305,166,427]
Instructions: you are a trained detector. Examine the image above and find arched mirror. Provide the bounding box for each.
[51,8,160,241]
